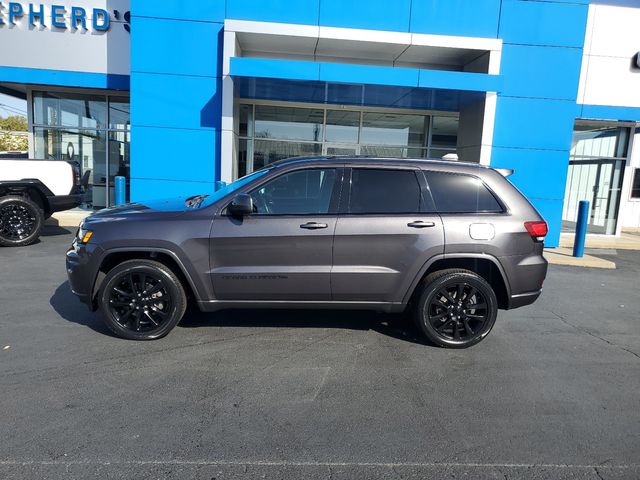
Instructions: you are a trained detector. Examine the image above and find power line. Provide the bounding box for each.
[0,103,27,117]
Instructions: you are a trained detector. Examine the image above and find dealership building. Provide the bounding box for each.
[1,0,640,247]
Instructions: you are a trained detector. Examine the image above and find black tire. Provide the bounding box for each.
[0,195,44,247]
[98,259,187,340]
[415,268,498,348]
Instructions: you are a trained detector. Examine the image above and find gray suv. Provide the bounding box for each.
[66,157,548,348]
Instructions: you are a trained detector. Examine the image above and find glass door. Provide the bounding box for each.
[562,159,625,235]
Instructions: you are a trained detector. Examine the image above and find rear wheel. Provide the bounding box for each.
[415,269,497,348]
[98,259,187,340]
[0,195,44,247]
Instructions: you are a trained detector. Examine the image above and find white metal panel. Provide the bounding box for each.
[0,1,130,76]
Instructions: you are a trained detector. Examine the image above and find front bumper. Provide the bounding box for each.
[66,239,100,309]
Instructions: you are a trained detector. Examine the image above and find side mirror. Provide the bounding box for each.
[228,193,253,217]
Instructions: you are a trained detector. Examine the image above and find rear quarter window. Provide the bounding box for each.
[424,170,503,214]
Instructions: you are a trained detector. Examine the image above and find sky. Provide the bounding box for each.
[0,92,27,118]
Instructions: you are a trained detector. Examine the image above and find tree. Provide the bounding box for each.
[0,115,28,151]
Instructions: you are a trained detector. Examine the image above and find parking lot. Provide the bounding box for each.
[1,225,639,479]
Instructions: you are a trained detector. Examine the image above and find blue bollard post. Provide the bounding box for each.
[114,176,126,206]
[573,200,590,258]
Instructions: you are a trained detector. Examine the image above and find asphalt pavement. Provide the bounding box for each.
[1,226,639,479]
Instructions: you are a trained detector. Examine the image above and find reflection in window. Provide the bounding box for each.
[430,116,459,148]
[325,110,359,143]
[254,105,323,141]
[253,140,321,170]
[360,112,427,147]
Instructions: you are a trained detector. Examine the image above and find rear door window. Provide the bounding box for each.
[424,170,503,213]
[349,168,422,214]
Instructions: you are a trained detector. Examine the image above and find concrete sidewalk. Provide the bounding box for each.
[48,209,89,228]
[544,247,616,269]
[560,231,640,250]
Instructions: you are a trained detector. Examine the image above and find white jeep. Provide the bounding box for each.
[0,159,86,246]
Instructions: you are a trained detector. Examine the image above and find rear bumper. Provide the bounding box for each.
[48,193,82,213]
[509,289,542,309]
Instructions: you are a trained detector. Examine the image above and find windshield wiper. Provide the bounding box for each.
[185,194,209,208]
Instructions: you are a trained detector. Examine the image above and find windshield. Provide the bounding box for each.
[192,169,270,208]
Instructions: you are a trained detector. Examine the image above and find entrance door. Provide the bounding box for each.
[562,159,625,235]
[210,167,342,301]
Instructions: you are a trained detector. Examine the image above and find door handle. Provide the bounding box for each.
[300,222,328,230]
[407,221,436,228]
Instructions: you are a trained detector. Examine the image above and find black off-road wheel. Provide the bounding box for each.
[0,195,44,247]
[98,259,187,340]
[415,269,498,348]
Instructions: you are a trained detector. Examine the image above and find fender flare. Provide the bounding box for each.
[91,246,204,303]
[401,252,512,305]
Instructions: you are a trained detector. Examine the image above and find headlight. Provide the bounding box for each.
[77,223,94,244]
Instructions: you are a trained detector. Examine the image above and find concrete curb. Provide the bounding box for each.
[544,247,616,269]
[48,210,88,228]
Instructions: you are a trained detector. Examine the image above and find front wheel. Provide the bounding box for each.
[415,269,498,348]
[98,259,187,340]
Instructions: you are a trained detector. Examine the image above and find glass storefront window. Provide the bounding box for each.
[33,92,107,129]
[32,92,129,209]
[109,97,131,131]
[430,116,459,149]
[360,112,427,147]
[253,140,322,170]
[237,102,460,178]
[254,105,324,141]
[325,110,359,143]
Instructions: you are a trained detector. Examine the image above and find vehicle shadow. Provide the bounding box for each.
[41,224,74,237]
[180,306,428,346]
[50,281,117,337]
[50,281,428,345]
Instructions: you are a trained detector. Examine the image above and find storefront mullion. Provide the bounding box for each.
[235,100,460,178]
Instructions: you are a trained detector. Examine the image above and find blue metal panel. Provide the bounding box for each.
[526,198,564,248]
[132,0,225,22]
[0,66,129,90]
[131,16,222,77]
[500,44,582,100]
[131,178,217,203]
[230,57,320,81]
[319,0,411,32]
[491,147,570,248]
[131,126,218,185]
[226,0,319,25]
[410,0,501,37]
[319,63,419,87]
[499,0,589,48]
[418,70,501,92]
[491,147,569,200]
[493,97,576,151]
[579,104,640,122]
[131,73,221,130]
[231,58,500,92]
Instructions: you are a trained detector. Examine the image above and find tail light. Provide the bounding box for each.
[524,221,548,242]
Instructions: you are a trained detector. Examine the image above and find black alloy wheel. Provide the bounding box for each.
[0,196,44,247]
[99,259,187,340]
[416,269,497,348]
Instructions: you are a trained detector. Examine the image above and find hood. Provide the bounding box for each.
[85,196,208,223]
